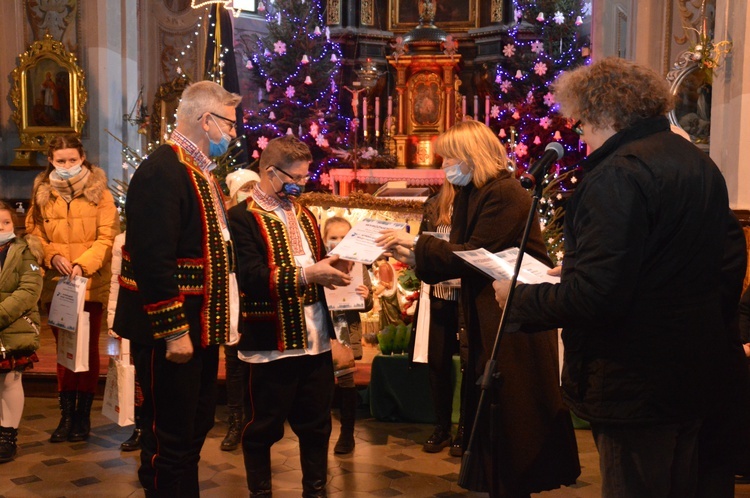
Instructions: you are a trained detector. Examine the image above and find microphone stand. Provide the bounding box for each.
[457,176,545,495]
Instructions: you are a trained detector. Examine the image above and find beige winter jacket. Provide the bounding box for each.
[26,166,119,305]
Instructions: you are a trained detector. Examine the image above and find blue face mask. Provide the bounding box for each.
[207,115,232,157]
[443,162,473,186]
[55,163,83,179]
[272,169,305,199]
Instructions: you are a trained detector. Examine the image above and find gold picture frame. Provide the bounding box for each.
[389,0,478,33]
[151,74,192,143]
[9,33,87,166]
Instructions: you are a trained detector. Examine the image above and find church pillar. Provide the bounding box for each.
[711,0,750,209]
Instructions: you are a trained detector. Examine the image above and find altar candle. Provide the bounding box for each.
[474,95,479,120]
[387,96,393,116]
[461,96,467,117]
[375,97,380,137]
[362,97,368,139]
[485,95,490,126]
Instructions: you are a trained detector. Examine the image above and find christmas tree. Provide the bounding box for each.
[490,0,591,262]
[237,0,347,185]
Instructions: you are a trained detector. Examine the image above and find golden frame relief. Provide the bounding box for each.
[407,71,444,134]
[10,33,87,165]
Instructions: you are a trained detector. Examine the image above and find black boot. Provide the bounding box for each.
[221,409,243,451]
[449,423,464,457]
[334,387,357,455]
[121,406,142,451]
[244,446,272,496]
[68,391,95,442]
[50,391,76,443]
[423,425,452,453]
[300,443,328,498]
[0,426,18,463]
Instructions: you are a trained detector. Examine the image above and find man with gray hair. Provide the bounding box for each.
[115,80,242,496]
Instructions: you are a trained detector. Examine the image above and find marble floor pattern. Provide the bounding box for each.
[3,397,750,498]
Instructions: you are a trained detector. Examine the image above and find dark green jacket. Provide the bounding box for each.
[0,236,43,355]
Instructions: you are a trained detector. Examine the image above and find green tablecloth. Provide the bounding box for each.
[369,354,462,423]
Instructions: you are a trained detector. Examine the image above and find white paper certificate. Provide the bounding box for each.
[327,218,407,264]
[453,247,559,284]
[324,263,366,310]
[48,276,89,332]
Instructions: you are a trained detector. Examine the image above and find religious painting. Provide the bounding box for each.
[26,58,72,128]
[389,0,478,32]
[9,33,87,163]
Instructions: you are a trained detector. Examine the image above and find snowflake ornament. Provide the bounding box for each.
[556,251,564,261]
[530,40,544,54]
[571,176,578,184]
[582,2,592,17]
[490,105,500,118]
[539,116,551,129]
[315,134,329,147]
[553,11,565,24]
[257,136,269,150]
[534,62,548,76]
[285,85,295,98]
[503,44,516,57]
[515,142,528,158]
[543,92,555,107]
[500,80,512,93]
[274,40,287,55]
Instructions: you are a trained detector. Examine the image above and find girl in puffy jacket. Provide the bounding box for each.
[26,135,119,443]
[0,201,43,462]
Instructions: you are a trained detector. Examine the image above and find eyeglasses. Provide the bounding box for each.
[198,112,237,129]
[274,167,310,184]
[572,120,584,136]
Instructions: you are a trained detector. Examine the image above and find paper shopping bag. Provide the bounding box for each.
[412,283,431,363]
[57,310,89,372]
[102,354,135,426]
[48,276,88,332]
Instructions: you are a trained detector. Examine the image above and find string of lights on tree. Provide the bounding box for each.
[237,0,351,186]
[487,0,591,262]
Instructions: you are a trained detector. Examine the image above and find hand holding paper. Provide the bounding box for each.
[327,218,407,264]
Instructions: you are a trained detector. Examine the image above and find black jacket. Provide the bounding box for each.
[511,116,746,424]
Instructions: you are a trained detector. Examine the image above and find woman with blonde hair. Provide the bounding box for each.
[380,120,580,497]
[27,135,119,443]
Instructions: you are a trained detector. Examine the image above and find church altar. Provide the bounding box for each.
[327,167,445,195]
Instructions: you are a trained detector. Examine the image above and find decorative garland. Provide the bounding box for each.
[298,191,425,214]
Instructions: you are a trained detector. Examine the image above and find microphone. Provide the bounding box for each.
[519,142,565,189]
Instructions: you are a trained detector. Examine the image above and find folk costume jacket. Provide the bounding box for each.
[114,142,235,347]
[228,195,335,352]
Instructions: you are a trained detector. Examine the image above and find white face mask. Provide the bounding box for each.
[55,163,83,179]
[443,162,473,186]
[236,191,250,203]
[0,231,16,244]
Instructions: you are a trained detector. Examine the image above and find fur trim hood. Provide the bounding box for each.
[33,165,109,206]
[23,233,45,265]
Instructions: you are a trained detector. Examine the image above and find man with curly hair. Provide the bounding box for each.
[493,57,747,497]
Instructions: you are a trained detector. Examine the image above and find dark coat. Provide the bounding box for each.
[510,116,744,425]
[114,144,235,347]
[415,173,580,496]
